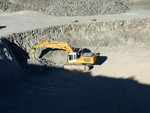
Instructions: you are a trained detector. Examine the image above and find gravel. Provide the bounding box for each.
[0,0,129,16]
[45,0,129,16]
[0,0,23,12]
[122,0,150,10]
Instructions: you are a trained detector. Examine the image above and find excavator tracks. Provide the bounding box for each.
[63,64,91,71]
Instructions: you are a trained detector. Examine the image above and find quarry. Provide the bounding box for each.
[0,0,150,113]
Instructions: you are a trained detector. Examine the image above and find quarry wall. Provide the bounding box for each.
[0,18,150,96]
[3,18,150,52]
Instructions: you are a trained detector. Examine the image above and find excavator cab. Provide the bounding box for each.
[68,52,77,63]
[68,51,97,65]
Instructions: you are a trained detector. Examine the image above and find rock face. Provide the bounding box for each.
[4,18,150,50]
[0,0,129,16]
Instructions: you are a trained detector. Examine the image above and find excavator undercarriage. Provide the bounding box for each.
[63,64,92,71]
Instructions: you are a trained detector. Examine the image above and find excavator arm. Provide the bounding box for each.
[31,39,73,59]
[30,39,97,71]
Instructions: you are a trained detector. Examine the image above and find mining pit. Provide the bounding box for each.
[1,0,150,113]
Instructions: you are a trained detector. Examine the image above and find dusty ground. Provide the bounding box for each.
[1,9,150,37]
[0,0,150,113]
[91,46,150,84]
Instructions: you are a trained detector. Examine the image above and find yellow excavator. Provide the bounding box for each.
[30,39,97,70]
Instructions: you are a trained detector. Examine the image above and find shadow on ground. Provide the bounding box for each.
[39,48,65,58]
[0,38,150,113]
[39,47,92,59]
[95,56,107,65]
[0,26,7,30]
[95,53,107,65]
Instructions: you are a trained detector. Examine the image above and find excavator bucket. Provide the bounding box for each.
[30,48,36,59]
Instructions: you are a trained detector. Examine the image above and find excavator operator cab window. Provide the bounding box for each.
[68,53,77,62]
[69,55,74,61]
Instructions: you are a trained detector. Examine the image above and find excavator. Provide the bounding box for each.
[30,39,97,71]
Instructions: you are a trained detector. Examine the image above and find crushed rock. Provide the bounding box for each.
[0,0,129,16]
[45,0,129,16]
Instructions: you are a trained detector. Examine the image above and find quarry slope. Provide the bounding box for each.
[0,7,150,113]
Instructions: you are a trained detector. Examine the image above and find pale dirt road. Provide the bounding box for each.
[91,46,150,84]
[0,9,150,37]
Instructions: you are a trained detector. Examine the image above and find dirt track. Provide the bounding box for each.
[91,46,150,84]
[1,10,150,37]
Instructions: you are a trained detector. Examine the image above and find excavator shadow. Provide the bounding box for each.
[95,53,107,65]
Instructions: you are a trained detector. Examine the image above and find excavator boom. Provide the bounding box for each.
[31,39,73,59]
